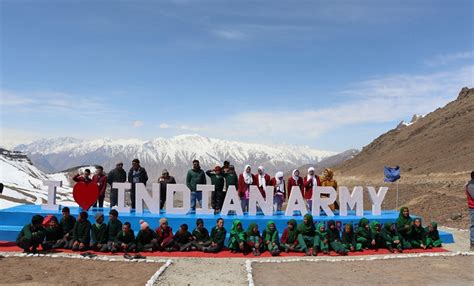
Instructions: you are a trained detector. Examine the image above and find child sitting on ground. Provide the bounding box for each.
[313,222,329,256]
[341,223,362,252]
[297,214,316,256]
[90,213,107,251]
[280,219,299,253]
[203,218,227,253]
[369,221,385,251]
[136,220,158,252]
[396,206,413,249]
[246,223,263,256]
[262,221,280,256]
[156,218,175,251]
[174,224,194,252]
[191,219,211,251]
[53,207,76,249]
[355,218,371,250]
[425,222,442,248]
[42,215,62,251]
[16,215,45,253]
[327,220,348,255]
[71,211,91,251]
[112,222,136,253]
[228,219,246,254]
[382,222,403,253]
[411,218,428,249]
[103,209,122,252]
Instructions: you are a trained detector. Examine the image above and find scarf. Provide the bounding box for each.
[246,222,260,237]
[341,223,355,243]
[397,206,413,227]
[315,222,327,237]
[230,219,243,236]
[291,169,300,182]
[356,218,370,238]
[297,214,315,236]
[307,167,317,185]
[263,221,278,242]
[286,219,298,243]
[274,172,285,195]
[243,165,253,185]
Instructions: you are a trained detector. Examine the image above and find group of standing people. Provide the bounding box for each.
[72,158,340,214]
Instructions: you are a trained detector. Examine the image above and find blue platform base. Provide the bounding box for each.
[0,205,455,244]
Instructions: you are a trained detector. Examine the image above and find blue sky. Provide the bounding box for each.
[0,0,472,152]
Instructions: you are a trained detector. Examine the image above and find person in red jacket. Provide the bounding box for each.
[72,169,91,183]
[466,171,474,250]
[92,166,108,208]
[303,167,321,211]
[238,165,255,212]
[270,172,285,212]
[156,218,175,251]
[256,166,271,198]
[287,169,304,199]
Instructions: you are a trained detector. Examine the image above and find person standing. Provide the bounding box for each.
[72,169,91,183]
[221,161,230,173]
[206,166,225,214]
[256,166,271,198]
[158,169,176,210]
[186,160,206,211]
[223,165,238,192]
[303,167,321,211]
[271,171,286,212]
[238,165,255,212]
[287,169,304,199]
[128,159,148,209]
[320,168,339,210]
[92,166,107,208]
[107,162,127,207]
[466,171,474,251]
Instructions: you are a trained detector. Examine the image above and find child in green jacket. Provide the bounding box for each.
[425,222,442,248]
[16,215,45,253]
[42,215,62,251]
[136,220,158,252]
[327,220,348,255]
[246,223,263,256]
[355,217,371,249]
[297,214,316,256]
[71,212,91,251]
[280,219,300,253]
[411,218,428,249]
[53,207,76,249]
[313,222,329,256]
[228,219,246,253]
[262,221,280,256]
[174,224,194,252]
[369,221,385,251]
[191,218,211,251]
[341,223,362,252]
[90,213,107,251]
[112,222,136,253]
[382,222,403,253]
[103,209,123,252]
[203,218,226,253]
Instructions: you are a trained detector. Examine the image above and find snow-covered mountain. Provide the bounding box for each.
[0,148,76,209]
[14,135,337,182]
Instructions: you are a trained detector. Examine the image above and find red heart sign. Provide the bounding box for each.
[73,182,99,211]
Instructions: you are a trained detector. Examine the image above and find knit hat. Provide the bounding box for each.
[42,215,55,227]
[139,219,149,230]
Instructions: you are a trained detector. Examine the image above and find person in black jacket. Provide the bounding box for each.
[107,162,127,207]
[128,159,148,209]
[158,169,176,209]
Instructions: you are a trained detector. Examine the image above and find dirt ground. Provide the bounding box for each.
[252,256,474,286]
[0,257,162,286]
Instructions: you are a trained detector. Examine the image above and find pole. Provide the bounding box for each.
[396,180,399,209]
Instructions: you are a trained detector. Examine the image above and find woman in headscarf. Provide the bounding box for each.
[281,219,299,253]
[320,168,339,210]
[297,214,316,256]
[256,166,271,198]
[396,206,413,249]
[355,217,371,249]
[327,220,348,255]
[341,223,362,252]
[262,221,280,256]
[270,171,286,212]
[411,218,428,249]
[381,222,403,253]
[287,169,304,200]
[425,222,442,248]
[246,222,263,256]
[238,165,255,212]
[314,222,329,255]
[228,219,246,253]
[303,167,321,211]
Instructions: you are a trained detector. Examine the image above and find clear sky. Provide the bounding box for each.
[0,0,472,151]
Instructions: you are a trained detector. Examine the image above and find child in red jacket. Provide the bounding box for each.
[303,167,321,211]
[156,218,174,251]
[270,172,286,212]
[280,219,299,252]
